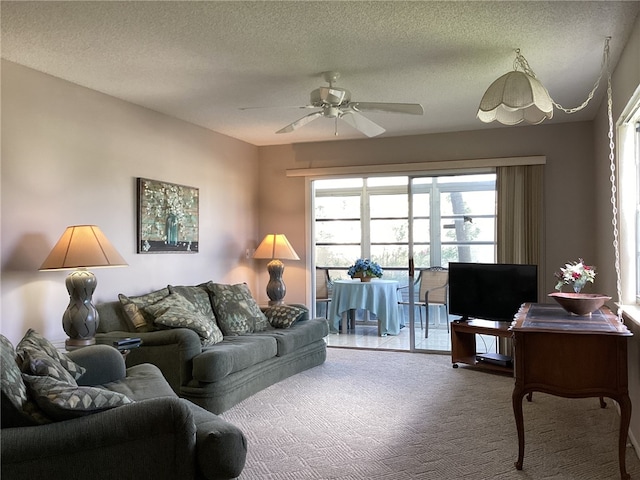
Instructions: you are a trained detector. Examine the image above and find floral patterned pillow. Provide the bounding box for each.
[204,282,269,335]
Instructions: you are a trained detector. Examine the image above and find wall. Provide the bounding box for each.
[258,121,596,305]
[594,13,640,452]
[1,60,260,345]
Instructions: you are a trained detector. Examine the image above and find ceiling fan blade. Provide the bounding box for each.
[276,111,323,134]
[340,111,386,137]
[239,105,314,111]
[350,102,424,115]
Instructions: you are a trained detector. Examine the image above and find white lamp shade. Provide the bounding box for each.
[477,71,554,125]
[253,234,300,261]
[40,225,128,270]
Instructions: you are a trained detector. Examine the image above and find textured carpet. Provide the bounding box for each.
[222,348,640,479]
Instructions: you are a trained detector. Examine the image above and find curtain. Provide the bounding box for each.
[496,164,544,270]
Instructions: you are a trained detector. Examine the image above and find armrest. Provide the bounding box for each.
[67,344,126,386]
[96,328,202,357]
[95,329,203,393]
[1,397,196,480]
[424,284,448,303]
[188,401,248,480]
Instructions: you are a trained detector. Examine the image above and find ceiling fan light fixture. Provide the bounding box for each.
[477,70,553,125]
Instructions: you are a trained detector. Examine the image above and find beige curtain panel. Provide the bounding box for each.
[496,164,544,268]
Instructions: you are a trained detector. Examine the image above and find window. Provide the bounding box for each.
[618,89,640,305]
[636,121,640,302]
[313,173,496,283]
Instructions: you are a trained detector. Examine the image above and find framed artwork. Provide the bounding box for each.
[137,178,199,253]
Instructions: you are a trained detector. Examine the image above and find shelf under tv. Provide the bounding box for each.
[450,319,513,374]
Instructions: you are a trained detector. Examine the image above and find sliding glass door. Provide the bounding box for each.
[407,174,496,351]
[313,173,496,352]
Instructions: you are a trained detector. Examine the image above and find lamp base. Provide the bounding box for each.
[65,337,96,350]
[63,269,99,345]
[266,259,286,304]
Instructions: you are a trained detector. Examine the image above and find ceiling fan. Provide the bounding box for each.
[248,71,424,138]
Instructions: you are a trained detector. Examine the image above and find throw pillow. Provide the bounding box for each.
[118,287,170,332]
[16,329,86,381]
[0,335,29,412]
[204,282,269,335]
[21,348,79,384]
[263,304,307,329]
[23,373,133,421]
[168,284,217,320]
[144,293,223,346]
[0,335,51,426]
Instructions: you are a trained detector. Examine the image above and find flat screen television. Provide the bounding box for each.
[448,262,538,322]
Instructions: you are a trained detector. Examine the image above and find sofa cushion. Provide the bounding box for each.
[253,318,329,357]
[263,304,307,328]
[101,363,177,401]
[144,293,223,346]
[22,373,133,421]
[118,287,170,332]
[192,336,278,383]
[205,282,269,335]
[15,329,86,380]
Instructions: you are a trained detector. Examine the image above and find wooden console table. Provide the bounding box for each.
[510,303,633,479]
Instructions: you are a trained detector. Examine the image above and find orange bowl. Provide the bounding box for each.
[548,292,611,316]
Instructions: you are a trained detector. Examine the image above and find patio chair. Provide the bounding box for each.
[315,268,332,319]
[398,267,449,338]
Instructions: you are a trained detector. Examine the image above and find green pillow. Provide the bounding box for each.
[263,304,307,329]
[144,293,223,346]
[204,282,269,335]
[16,329,86,380]
[0,335,29,412]
[168,284,218,323]
[118,287,170,332]
[23,374,133,421]
[0,335,51,426]
[21,348,79,384]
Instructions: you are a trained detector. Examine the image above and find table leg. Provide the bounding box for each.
[617,394,632,480]
[341,312,347,334]
[512,387,527,471]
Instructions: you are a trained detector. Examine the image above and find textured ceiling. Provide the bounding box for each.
[2,1,639,146]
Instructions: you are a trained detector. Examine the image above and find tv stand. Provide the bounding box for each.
[451,318,513,374]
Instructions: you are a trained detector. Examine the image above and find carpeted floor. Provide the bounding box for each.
[221,348,640,479]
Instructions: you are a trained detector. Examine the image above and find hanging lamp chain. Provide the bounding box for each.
[605,39,623,320]
[516,37,622,319]
[513,48,537,78]
[515,38,611,115]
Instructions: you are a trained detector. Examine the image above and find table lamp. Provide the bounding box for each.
[40,225,128,348]
[253,233,299,305]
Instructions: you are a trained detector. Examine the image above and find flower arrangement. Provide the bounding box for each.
[554,258,596,293]
[348,258,383,279]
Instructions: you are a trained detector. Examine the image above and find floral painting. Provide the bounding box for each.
[137,178,199,253]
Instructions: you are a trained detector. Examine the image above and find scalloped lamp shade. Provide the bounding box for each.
[477,71,554,125]
[40,225,127,348]
[253,234,299,306]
